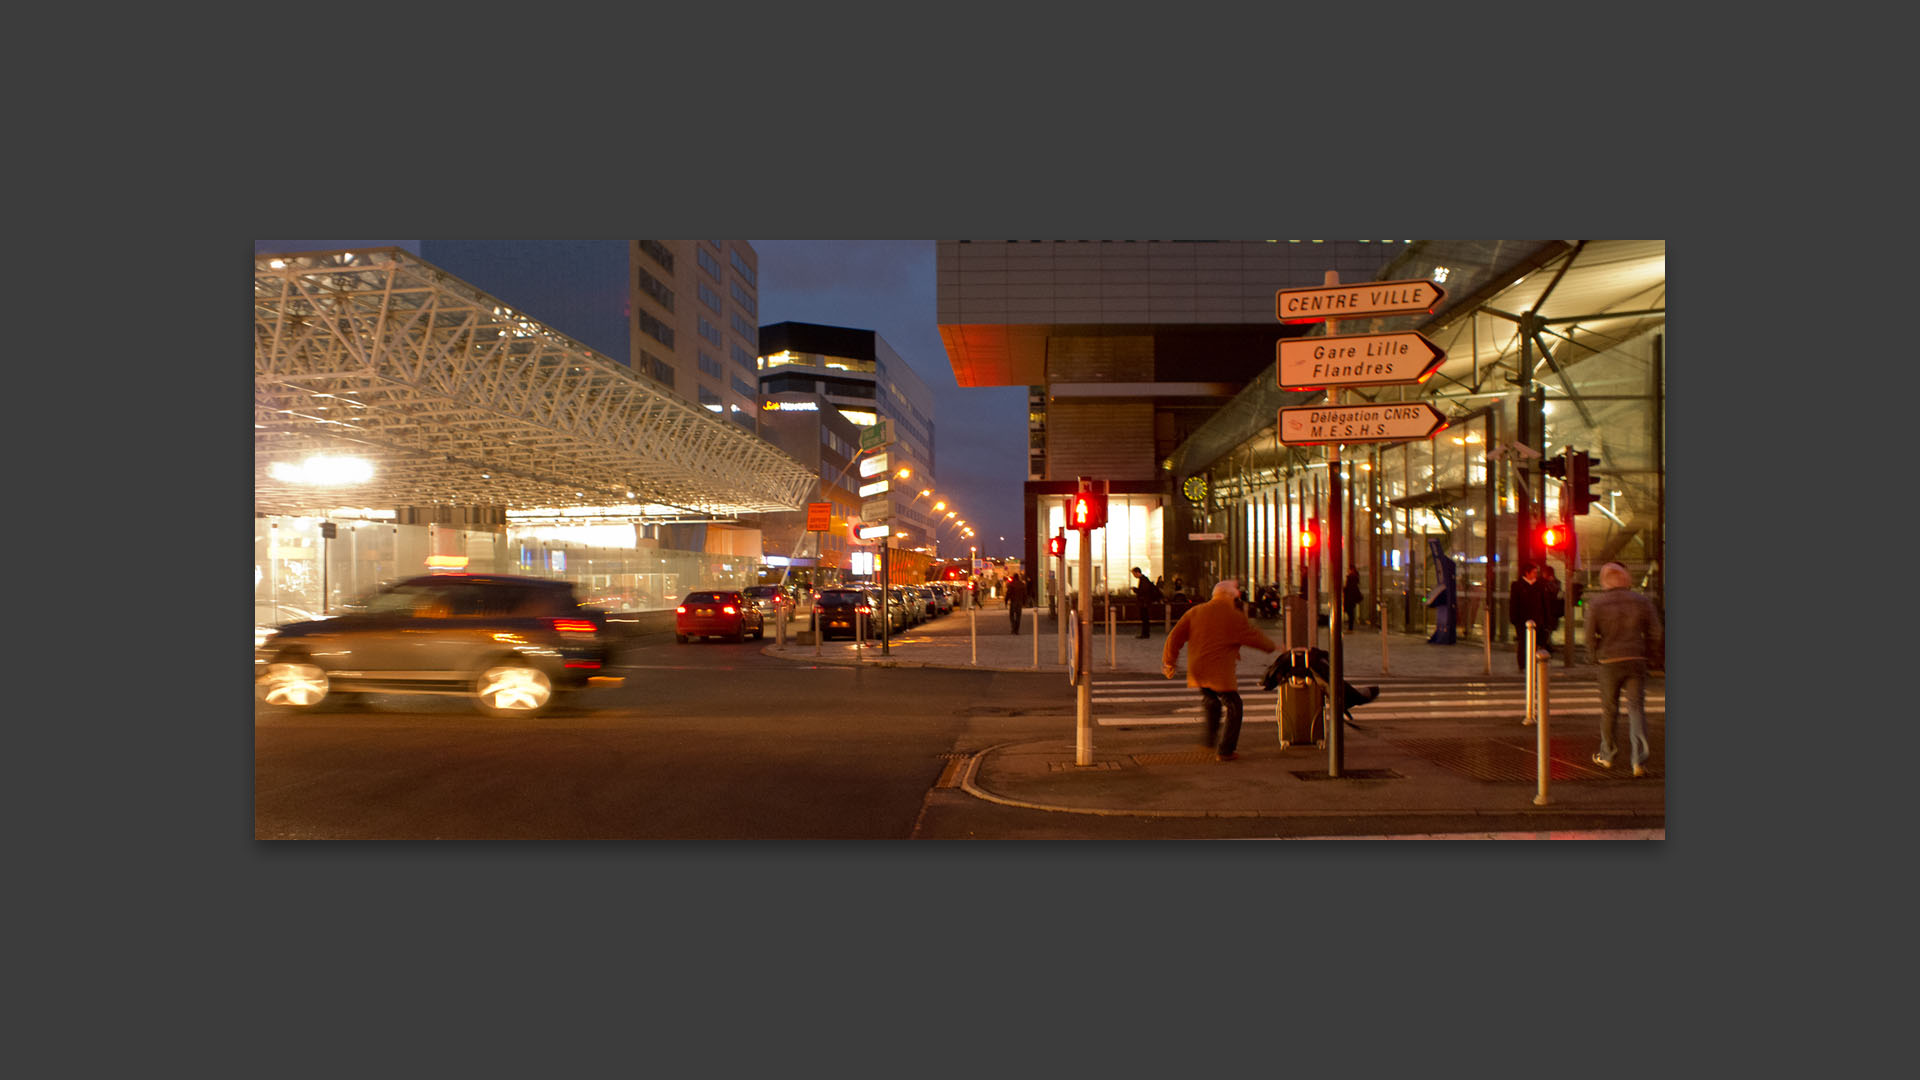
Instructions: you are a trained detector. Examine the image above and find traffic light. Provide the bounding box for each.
[1541,451,1568,480]
[1048,534,1065,558]
[1540,522,1569,554]
[1298,520,1320,554]
[1069,478,1107,531]
[1569,450,1598,516]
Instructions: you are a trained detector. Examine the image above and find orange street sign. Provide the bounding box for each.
[807,502,832,531]
[1275,279,1445,324]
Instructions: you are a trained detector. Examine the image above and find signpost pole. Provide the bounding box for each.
[880,540,891,657]
[1076,515,1093,766]
[1323,271,1345,778]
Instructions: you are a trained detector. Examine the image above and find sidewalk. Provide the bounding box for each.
[762,599,1665,833]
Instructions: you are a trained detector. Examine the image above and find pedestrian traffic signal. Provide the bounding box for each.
[1541,451,1568,481]
[1069,490,1106,531]
[1047,535,1065,558]
[1569,450,1598,516]
[1540,523,1568,552]
[1298,521,1319,552]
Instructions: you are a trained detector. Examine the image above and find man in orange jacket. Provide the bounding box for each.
[1163,580,1278,761]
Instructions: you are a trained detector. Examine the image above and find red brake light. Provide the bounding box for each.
[675,605,687,614]
[722,605,737,615]
[552,618,596,632]
[856,604,871,614]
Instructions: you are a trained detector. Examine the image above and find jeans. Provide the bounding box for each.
[1596,658,1650,768]
[1009,607,1022,634]
[1200,688,1244,754]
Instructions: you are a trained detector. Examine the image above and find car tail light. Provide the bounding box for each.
[812,606,824,615]
[856,604,871,615]
[676,606,687,614]
[552,618,597,632]
[563,660,602,669]
[721,605,737,615]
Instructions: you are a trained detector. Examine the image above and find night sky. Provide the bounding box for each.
[749,240,1027,559]
[254,239,1030,558]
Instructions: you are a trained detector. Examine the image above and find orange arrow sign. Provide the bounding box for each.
[1278,331,1447,390]
[1275,279,1445,323]
[1278,401,1449,446]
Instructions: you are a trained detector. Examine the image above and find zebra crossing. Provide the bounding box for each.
[1090,673,1666,728]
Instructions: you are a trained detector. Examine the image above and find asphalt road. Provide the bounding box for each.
[254,617,1072,839]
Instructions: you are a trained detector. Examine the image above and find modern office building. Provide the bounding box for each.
[937,239,1667,642]
[757,322,942,574]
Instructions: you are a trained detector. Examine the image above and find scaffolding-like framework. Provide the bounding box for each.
[255,248,817,518]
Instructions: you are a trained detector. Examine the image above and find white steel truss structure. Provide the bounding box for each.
[255,248,816,518]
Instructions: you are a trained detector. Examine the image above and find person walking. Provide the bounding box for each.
[1130,567,1164,639]
[1508,562,1550,671]
[1162,580,1278,762]
[1586,562,1664,778]
[1006,571,1028,635]
[1342,567,1363,631]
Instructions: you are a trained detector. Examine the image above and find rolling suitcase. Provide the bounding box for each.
[1263,648,1325,749]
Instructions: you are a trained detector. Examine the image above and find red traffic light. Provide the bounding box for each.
[1298,524,1319,550]
[1540,524,1568,550]
[1069,491,1107,531]
[1047,535,1065,558]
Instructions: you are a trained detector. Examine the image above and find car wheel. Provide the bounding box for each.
[473,660,554,717]
[676,633,688,643]
[261,655,331,709]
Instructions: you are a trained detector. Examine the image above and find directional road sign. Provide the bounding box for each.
[1278,331,1447,390]
[1275,279,1445,324]
[860,420,891,452]
[1278,401,1449,446]
[861,496,891,522]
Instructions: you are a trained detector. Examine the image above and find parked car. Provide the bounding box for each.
[742,584,796,621]
[676,590,765,643]
[870,587,909,634]
[894,585,926,626]
[255,574,618,717]
[813,587,875,641]
[919,584,951,617]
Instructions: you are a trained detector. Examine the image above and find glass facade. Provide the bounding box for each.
[254,515,762,618]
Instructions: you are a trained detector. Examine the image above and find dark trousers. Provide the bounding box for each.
[1138,602,1157,637]
[1200,688,1245,754]
[1010,606,1023,634]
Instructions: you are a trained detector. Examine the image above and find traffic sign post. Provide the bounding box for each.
[1275,279,1444,323]
[1278,331,1447,391]
[1278,401,1449,446]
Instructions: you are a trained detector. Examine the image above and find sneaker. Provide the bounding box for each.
[1591,753,1613,769]
[1632,764,1648,778]
[1216,752,1238,762]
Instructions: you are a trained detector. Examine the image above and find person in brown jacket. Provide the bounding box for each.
[1162,579,1278,761]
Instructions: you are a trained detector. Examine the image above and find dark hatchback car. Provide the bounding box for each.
[812,587,876,641]
[255,574,620,717]
[675,590,765,643]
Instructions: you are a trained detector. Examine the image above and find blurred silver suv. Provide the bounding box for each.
[255,574,620,717]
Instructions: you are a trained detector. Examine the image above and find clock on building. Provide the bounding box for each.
[1182,475,1208,507]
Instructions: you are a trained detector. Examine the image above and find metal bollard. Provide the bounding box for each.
[1523,620,1537,726]
[1533,648,1553,806]
[1108,598,1115,669]
[1379,599,1390,675]
[777,607,786,647]
[1483,605,1492,675]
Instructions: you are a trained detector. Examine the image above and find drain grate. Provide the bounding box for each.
[1290,768,1403,781]
[1131,749,1220,766]
[1049,760,1124,771]
[1390,737,1609,783]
